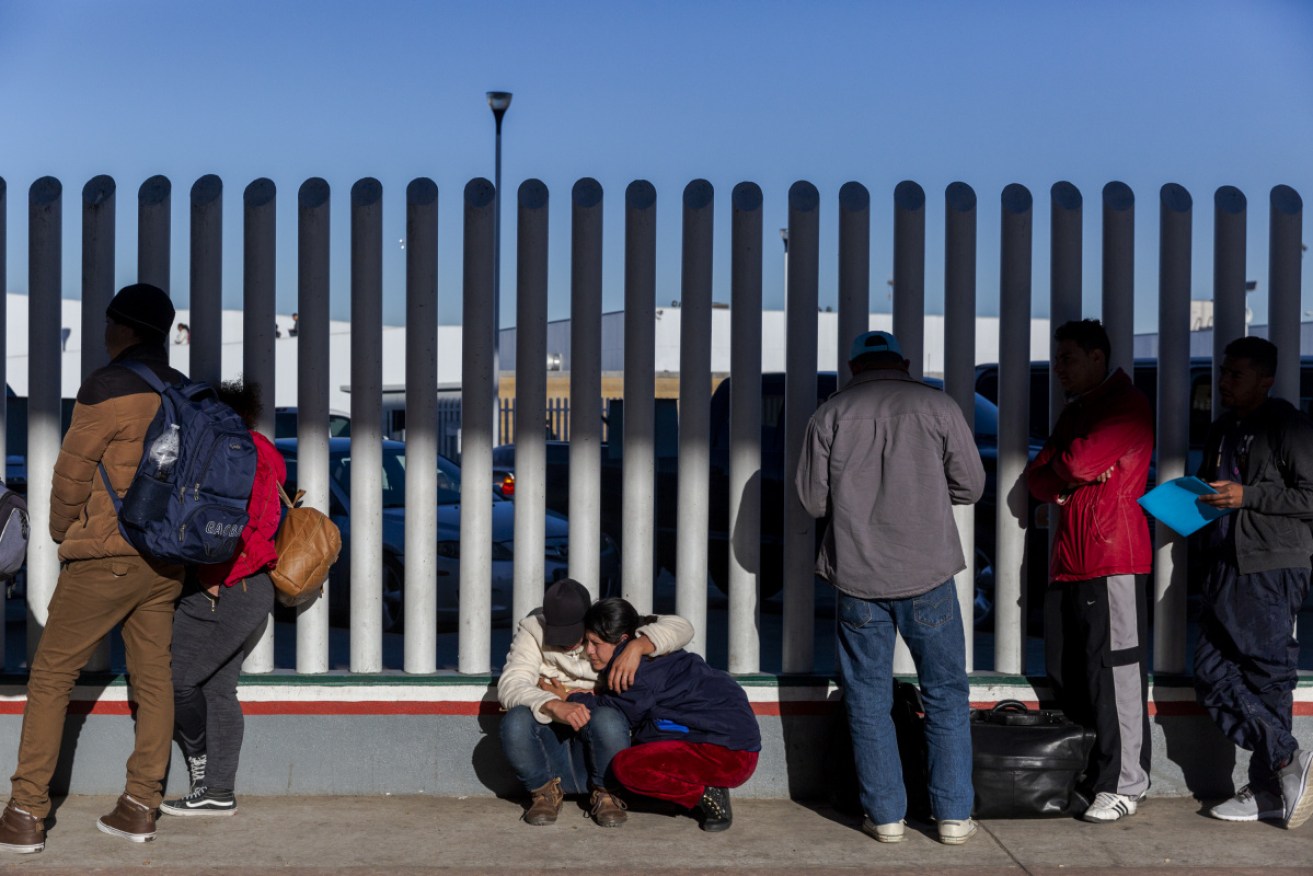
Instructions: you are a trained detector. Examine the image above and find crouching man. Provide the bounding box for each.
[497,578,694,827]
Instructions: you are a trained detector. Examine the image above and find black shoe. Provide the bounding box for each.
[160,787,236,817]
[698,786,733,832]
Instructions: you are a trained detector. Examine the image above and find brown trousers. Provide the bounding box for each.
[9,555,184,818]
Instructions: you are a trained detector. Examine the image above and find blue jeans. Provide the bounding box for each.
[499,704,631,794]
[836,580,973,824]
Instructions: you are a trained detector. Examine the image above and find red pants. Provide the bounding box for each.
[610,740,759,809]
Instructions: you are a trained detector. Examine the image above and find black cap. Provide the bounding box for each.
[541,578,591,647]
[106,283,175,341]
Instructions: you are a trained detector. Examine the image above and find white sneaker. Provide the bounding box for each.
[1279,749,1313,830]
[1082,791,1138,823]
[937,818,977,844]
[861,818,905,843]
[1209,785,1283,822]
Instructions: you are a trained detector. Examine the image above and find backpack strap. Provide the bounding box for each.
[115,358,168,394]
[98,463,124,514]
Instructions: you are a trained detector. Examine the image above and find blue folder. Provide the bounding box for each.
[1137,476,1233,537]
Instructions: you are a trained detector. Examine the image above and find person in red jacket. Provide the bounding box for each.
[1026,319,1154,824]
[161,380,285,817]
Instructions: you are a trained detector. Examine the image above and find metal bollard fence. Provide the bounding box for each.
[624,181,658,615]
[569,179,604,599]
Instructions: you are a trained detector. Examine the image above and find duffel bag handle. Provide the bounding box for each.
[990,699,1031,715]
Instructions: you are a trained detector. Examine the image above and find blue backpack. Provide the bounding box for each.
[98,360,257,564]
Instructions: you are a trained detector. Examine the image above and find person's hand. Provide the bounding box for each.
[1094,464,1116,484]
[607,636,656,693]
[541,698,591,731]
[1201,480,1244,510]
[537,676,570,700]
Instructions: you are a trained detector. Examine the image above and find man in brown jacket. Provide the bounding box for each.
[0,284,187,853]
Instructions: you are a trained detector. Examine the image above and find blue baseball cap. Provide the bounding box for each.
[848,330,902,362]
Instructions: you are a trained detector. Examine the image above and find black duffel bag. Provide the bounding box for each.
[971,700,1095,818]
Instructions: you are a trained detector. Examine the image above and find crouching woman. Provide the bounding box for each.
[552,598,761,831]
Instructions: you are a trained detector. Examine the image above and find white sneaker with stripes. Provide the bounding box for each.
[1082,791,1138,823]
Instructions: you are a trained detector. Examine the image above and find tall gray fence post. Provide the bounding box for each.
[1050,182,1083,426]
[349,179,384,673]
[189,175,223,386]
[242,179,277,673]
[893,182,926,380]
[891,181,926,673]
[296,179,332,673]
[405,178,439,673]
[1155,184,1194,674]
[728,183,763,675]
[513,180,549,626]
[996,183,1033,674]
[782,181,819,674]
[837,183,870,388]
[1213,186,1247,413]
[1269,184,1304,648]
[26,178,62,659]
[944,182,977,669]
[569,179,604,598]
[460,178,497,673]
[138,176,171,292]
[1102,183,1135,377]
[0,178,4,665]
[676,180,713,651]
[624,182,658,614]
[82,176,116,671]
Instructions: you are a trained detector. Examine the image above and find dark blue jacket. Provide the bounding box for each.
[569,644,761,752]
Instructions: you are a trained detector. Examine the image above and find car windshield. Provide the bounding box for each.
[327,446,463,507]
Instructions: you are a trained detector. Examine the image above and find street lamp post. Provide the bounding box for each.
[487,91,512,443]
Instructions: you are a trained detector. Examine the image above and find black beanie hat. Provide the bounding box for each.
[106,283,175,341]
[541,578,592,647]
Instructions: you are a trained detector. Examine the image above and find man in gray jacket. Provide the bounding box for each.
[796,331,985,846]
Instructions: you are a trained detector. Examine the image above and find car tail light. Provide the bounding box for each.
[499,473,515,498]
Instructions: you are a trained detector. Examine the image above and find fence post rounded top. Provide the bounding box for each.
[1051,180,1082,211]
[517,179,547,209]
[788,181,819,212]
[244,178,276,208]
[1214,185,1246,214]
[352,178,383,207]
[191,174,222,205]
[894,180,925,211]
[573,178,603,208]
[839,181,869,212]
[1102,181,1134,212]
[1271,184,1302,215]
[732,182,762,212]
[464,178,494,208]
[298,177,330,208]
[945,181,976,212]
[626,180,657,210]
[139,175,171,205]
[30,176,61,204]
[1160,183,1193,213]
[1001,183,1032,214]
[682,179,712,210]
[83,174,115,207]
[0,177,5,198]
[407,177,438,206]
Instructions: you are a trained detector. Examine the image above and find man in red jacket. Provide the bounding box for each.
[1026,319,1154,823]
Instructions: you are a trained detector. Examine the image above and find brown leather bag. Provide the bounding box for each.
[270,484,342,607]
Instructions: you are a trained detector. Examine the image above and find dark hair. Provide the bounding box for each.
[1053,319,1111,361]
[583,598,657,645]
[1223,336,1278,377]
[217,379,263,429]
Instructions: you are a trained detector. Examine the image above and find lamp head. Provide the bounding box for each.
[487,91,513,116]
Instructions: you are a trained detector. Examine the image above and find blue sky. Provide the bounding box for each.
[1,0,1311,331]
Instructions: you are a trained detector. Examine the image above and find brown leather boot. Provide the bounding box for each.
[524,777,564,826]
[0,800,45,854]
[96,793,157,843]
[588,788,628,827]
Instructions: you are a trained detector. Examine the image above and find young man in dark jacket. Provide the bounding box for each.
[1194,336,1313,829]
[1026,319,1154,823]
[0,285,188,853]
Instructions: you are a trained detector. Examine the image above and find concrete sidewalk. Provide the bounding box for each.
[5,795,1313,875]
